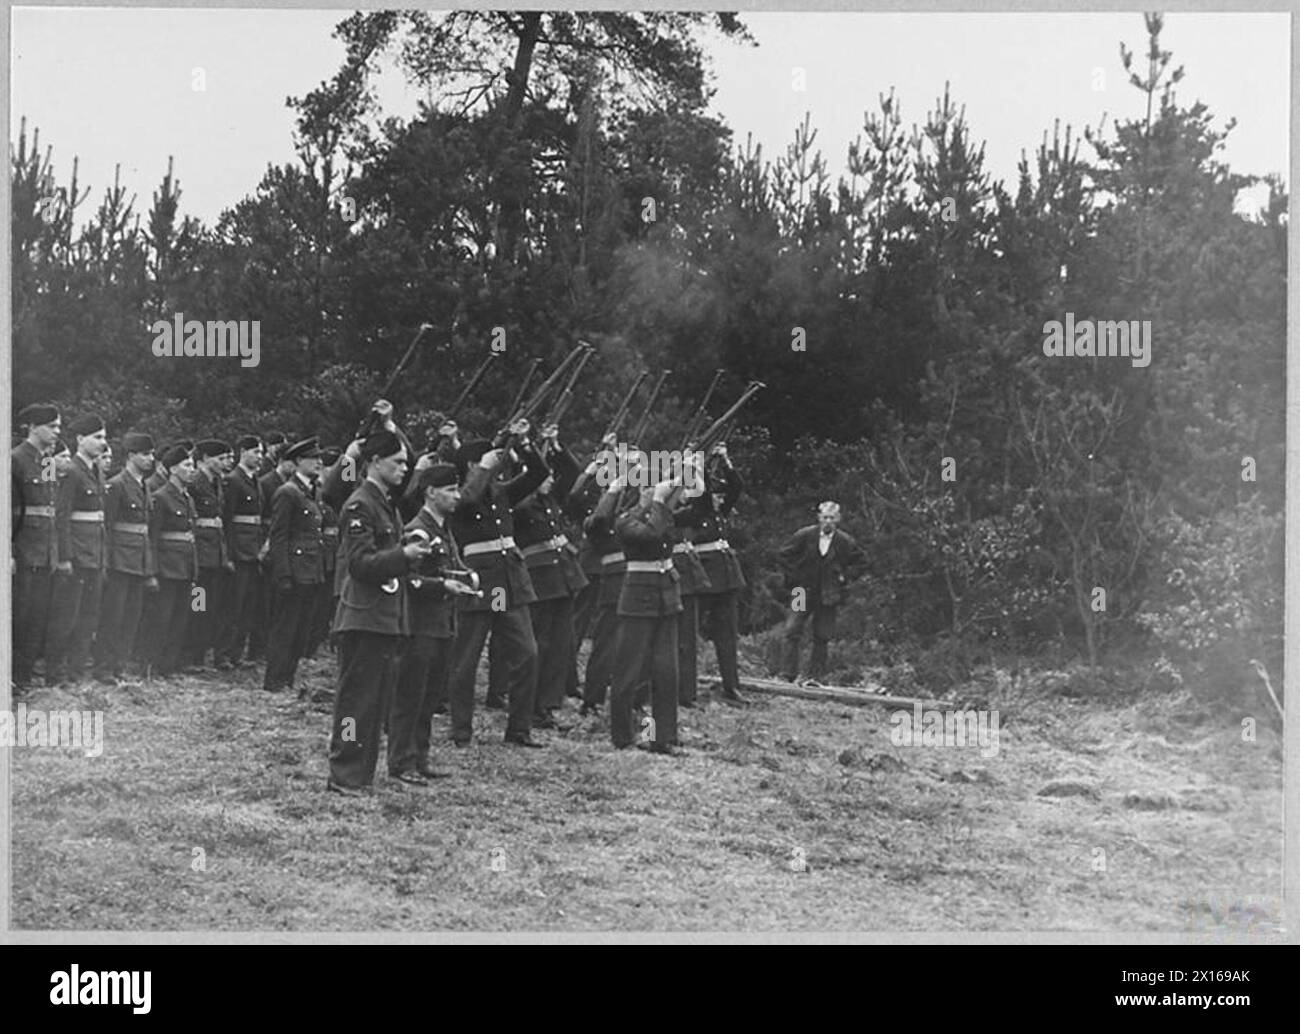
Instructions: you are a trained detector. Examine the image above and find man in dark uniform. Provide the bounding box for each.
[255,435,295,656]
[93,432,157,685]
[609,470,686,755]
[447,420,548,748]
[670,466,713,707]
[218,435,264,666]
[388,463,475,783]
[11,403,62,690]
[264,437,325,695]
[513,425,588,727]
[577,446,641,717]
[327,430,430,795]
[146,444,199,677]
[48,414,109,686]
[778,500,868,683]
[186,439,233,669]
[304,445,341,660]
[675,443,746,705]
[562,433,619,702]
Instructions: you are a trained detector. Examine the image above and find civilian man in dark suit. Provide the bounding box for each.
[777,500,868,684]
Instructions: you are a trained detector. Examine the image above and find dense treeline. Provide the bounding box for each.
[11,12,1284,695]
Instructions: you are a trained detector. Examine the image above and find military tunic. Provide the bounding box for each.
[146,479,198,676]
[328,477,412,789]
[48,454,106,683]
[218,464,264,664]
[389,506,464,776]
[11,439,58,684]
[609,496,681,749]
[263,473,324,693]
[94,468,154,679]
[446,445,548,745]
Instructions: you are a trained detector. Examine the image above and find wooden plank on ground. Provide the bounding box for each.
[702,675,948,710]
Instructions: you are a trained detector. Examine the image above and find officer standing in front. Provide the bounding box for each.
[11,403,62,691]
[327,431,430,795]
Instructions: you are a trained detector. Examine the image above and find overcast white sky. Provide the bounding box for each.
[10,8,1289,227]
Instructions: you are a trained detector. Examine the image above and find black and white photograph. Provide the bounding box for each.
[3,4,1291,941]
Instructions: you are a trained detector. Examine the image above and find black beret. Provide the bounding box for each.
[264,431,286,447]
[195,438,230,459]
[418,463,460,492]
[17,403,59,427]
[319,446,342,467]
[360,430,403,461]
[122,432,154,454]
[284,436,321,462]
[236,434,261,452]
[159,443,191,469]
[68,413,105,438]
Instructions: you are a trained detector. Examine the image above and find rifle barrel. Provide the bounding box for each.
[628,370,670,445]
[447,353,498,420]
[694,381,764,452]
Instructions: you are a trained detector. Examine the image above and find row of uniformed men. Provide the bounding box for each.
[10,403,341,692]
[315,407,749,793]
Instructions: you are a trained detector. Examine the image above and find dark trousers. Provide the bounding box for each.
[677,594,700,704]
[12,565,53,684]
[449,606,537,743]
[247,562,271,659]
[48,567,104,682]
[389,635,453,774]
[218,560,261,663]
[328,630,400,788]
[610,615,679,748]
[94,571,146,678]
[697,591,740,692]
[304,579,334,658]
[185,566,226,665]
[567,578,600,696]
[530,595,575,716]
[264,582,316,691]
[485,627,508,707]
[581,603,619,705]
[781,605,838,679]
[147,578,193,675]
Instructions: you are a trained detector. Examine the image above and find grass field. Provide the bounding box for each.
[10,647,1284,933]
